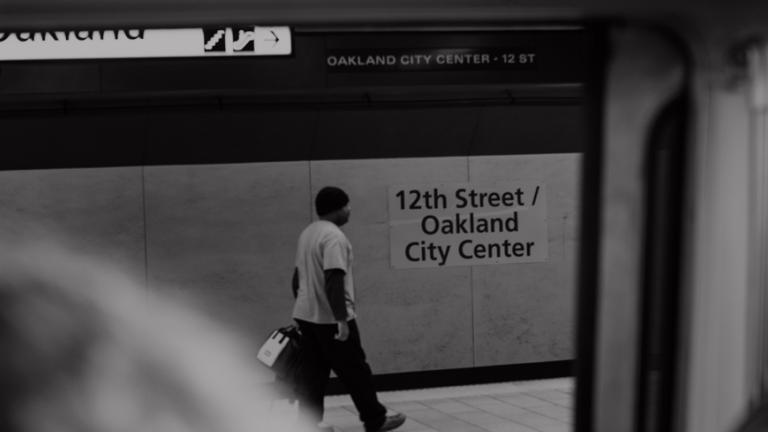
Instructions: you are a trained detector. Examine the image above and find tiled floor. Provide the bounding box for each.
[319,378,573,432]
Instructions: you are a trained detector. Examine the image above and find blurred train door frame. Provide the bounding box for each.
[576,25,690,432]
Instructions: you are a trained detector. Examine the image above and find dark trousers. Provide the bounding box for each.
[295,319,386,430]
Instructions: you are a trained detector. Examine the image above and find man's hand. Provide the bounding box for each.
[335,320,349,341]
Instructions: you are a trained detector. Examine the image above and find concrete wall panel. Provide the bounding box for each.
[469,154,580,365]
[0,167,145,273]
[143,162,311,340]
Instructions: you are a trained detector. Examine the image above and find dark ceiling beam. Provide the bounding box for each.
[0,0,761,31]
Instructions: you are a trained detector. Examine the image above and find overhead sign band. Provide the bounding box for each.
[326,48,537,72]
[0,27,292,61]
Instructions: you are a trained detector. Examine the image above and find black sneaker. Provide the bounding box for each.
[365,412,406,432]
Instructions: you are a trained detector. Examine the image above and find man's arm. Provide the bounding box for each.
[325,268,349,341]
[292,267,299,299]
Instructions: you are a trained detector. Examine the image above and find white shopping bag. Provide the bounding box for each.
[257,329,290,367]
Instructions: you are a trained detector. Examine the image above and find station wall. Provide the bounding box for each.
[0,152,579,375]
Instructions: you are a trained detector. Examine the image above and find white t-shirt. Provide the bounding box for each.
[292,220,356,324]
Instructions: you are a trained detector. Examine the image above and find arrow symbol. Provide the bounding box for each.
[265,30,279,45]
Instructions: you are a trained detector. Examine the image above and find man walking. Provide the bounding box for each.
[292,186,406,432]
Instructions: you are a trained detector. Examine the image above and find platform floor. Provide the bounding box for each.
[318,377,573,432]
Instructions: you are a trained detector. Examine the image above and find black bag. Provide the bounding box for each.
[257,325,304,398]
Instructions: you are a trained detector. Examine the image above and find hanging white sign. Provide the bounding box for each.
[0,27,291,61]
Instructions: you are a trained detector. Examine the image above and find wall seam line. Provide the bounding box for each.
[141,165,149,289]
[467,152,476,368]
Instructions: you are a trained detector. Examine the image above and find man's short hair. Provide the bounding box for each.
[315,186,349,217]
